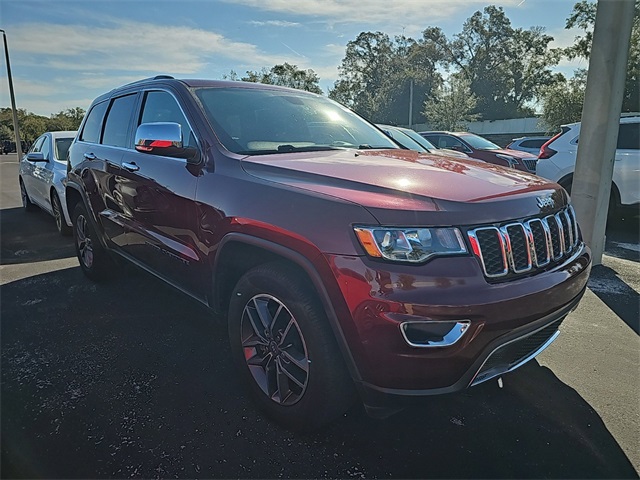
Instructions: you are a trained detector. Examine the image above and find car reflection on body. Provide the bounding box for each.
[377,124,470,159]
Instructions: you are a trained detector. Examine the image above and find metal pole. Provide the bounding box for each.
[571,0,635,265]
[408,79,414,128]
[0,29,23,159]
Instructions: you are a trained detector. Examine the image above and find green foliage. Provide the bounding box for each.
[329,32,441,125]
[564,0,640,112]
[0,107,85,144]
[422,6,561,120]
[540,70,587,133]
[225,63,323,94]
[423,76,480,131]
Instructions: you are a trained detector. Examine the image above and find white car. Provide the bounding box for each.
[506,136,550,155]
[536,115,639,218]
[19,130,77,235]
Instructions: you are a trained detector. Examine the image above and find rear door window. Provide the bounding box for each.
[617,123,640,150]
[102,94,137,148]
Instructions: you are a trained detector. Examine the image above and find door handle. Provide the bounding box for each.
[83,152,96,160]
[122,161,140,172]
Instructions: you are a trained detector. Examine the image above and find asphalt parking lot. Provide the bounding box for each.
[1,153,639,478]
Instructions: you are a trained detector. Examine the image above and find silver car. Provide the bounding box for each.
[19,130,77,235]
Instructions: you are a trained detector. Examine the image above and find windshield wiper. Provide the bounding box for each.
[357,144,398,150]
[277,144,342,153]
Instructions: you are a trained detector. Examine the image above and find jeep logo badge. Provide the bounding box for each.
[536,195,555,209]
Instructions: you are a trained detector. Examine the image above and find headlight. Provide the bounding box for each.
[496,154,518,168]
[354,226,467,263]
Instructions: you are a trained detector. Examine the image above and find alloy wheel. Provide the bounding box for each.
[240,294,309,406]
[75,214,94,269]
[52,195,62,231]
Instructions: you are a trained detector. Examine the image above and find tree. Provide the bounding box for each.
[422,6,561,120]
[48,107,86,131]
[225,63,323,94]
[423,76,480,130]
[540,70,587,133]
[0,106,86,145]
[329,31,441,125]
[564,0,640,112]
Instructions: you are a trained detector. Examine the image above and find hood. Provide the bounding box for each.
[492,148,537,159]
[240,149,566,225]
[430,148,470,159]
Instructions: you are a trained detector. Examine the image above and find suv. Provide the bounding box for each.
[536,116,640,218]
[66,77,591,430]
[420,131,539,173]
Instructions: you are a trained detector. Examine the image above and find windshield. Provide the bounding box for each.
[459,133,500,150]
[398,128,438,150]
[194,87,398,155]
[55,137,73,162]
[378,126,428,153]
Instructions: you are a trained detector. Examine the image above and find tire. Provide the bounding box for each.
[20,179,37,212]
[228,262,355,431]
[561,177,619,225]
[72,203,113,281]
[52,191,72,236]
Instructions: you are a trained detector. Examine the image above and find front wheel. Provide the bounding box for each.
[72,203,114,281]
[228,262,355,431]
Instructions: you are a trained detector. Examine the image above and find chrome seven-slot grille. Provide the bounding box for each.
[467,205,580,279]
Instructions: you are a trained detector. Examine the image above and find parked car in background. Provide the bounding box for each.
[377,124,469,158]
[420,131,538,173]
[65,77,590,430]
[536,115,640,218]
[19,130,77,235]
[506,136,551,155]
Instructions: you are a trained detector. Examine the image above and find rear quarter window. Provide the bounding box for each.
[520,139,547,148]
[80,101,109,143]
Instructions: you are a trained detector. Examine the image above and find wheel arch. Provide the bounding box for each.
[212,233,362,382]
[557,173,621,208]
[64,181,110,249]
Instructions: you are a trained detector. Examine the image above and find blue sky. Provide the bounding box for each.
[0,0,587,116]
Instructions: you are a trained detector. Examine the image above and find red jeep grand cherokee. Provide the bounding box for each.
[66,77,591,430]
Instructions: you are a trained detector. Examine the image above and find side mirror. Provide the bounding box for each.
[26,152,47,162]
[135,122,199,163]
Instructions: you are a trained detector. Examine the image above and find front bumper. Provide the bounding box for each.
[321,242,591,403]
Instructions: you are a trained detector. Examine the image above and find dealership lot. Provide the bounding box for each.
[1,153,638,478]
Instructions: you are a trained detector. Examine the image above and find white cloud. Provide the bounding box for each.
[248,20,301,27]
[219,0,521,24]
[9,20,285,74]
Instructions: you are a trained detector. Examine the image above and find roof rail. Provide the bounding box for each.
[620,112,640,118]
[114,75,176,91]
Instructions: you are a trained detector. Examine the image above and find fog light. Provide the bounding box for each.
[400,321,470,348]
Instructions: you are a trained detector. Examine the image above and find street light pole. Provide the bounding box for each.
[0,29,23,159]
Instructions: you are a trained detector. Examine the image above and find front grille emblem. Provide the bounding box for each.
[536,194,555,209]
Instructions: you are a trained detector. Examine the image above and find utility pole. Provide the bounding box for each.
[571,0,635,265]
[1,29,22,159]
[408,79,414,129]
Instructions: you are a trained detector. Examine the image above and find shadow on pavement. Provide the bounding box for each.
[0,207,75,265]
[588,265,639,335]
[2,267,637,479]
[605,215,640,263]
